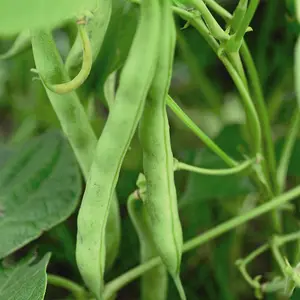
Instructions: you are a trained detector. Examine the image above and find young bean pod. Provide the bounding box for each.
[76,0,161,298]
[139,1,185,298]
[31,27,120,283]
[65,0,112,75]
[127,174,168,300]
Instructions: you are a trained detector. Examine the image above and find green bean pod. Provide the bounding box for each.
[76,0,161,298]
[65,0,112,74]
[31,29,97,177]
[139,1,185,298]
[0,30,31,60]
[105,192,121,271]
[31,27,121,280]
[127,174,168,300]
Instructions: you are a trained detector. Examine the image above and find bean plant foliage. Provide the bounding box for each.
[0,0,300,300]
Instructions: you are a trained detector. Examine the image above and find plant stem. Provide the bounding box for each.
[270,237,286,275]
[203,0,231,21]
[240,42,278,194]
[47,274,87,300]
[221,55,262,156]
[229,0,248,33]
[277,111,300,193]
[174,158,254,176]
[171,8,262,157]
[225,0,259,52]
[166,96,237,167]
[296,37,300,108]
[103,185,300,298]
[190,0,229,40]
[176,28,222,113]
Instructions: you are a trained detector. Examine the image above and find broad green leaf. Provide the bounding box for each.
[0,253,50,300]
[0,131,81,258]
[0,0,95,36]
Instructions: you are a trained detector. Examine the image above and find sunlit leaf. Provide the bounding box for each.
[0,131,81,258]
[0,0,95,36]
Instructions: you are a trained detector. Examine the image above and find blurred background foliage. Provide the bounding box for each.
[0,0,300,299]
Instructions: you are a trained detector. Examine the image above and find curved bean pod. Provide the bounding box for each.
[76,0,161,298]
[35,21,92,94]
[31,27,120,282]
[65,0,112,74]
[127,175,168,300]
[139,1,185,298]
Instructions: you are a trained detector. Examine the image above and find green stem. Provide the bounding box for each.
[227,51,248,89]
[236,263,260,290]
[166,96,237,167]
[229,0,248,33]
[174,158,254,176]
[277,111,300,193]
[103,185,300,297]
[221,56,261,156]
[241,243,269,266]
[47,274,87,300]
[176,28,221,113]
[296,37,300,108]
[202,0,231,21]
[171,7,262,157]
[236,230,300,293]
[190,0,229,40]
[240,42,278,194]
[225,0,259,52]
[270,237,286,275]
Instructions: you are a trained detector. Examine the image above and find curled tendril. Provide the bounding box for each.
[31,17,92,94]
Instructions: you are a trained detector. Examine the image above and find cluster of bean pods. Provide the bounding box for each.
[0,0,187,299]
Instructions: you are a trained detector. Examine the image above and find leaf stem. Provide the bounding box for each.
[174,158,254,176]
[103,185,300,298]
[202,0,231,21]
[47,274,88,300]
[190,0,229,40]
[240,42,278,194]
[277,111,300,193]
[166,96,237,167]
[225,0,259,52]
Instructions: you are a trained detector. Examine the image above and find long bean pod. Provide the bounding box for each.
[139,1,185,298]
[31,27,120,285]
[127,175,168,300]
[76,0,161,298]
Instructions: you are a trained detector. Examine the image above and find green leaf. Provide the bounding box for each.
[0,253,51,300]
[0,131,81,259]
[0,0,95,36]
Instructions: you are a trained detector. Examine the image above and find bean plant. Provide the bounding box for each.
[0,0,299,299]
